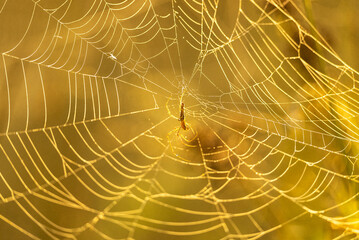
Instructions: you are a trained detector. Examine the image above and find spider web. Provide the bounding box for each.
[0,0,359,239]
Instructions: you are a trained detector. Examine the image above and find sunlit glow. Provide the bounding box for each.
[0,0,358,239]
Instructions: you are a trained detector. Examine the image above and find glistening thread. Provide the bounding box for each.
[0,0,358,239]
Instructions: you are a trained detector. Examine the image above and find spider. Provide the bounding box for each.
[166,99,197,162]
[166,88,197,145]
[166,98,197,140]
[177,102,187,135]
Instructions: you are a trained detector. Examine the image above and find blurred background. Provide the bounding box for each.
[0,0,359,239]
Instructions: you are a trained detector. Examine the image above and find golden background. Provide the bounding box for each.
[0,0,359,239]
